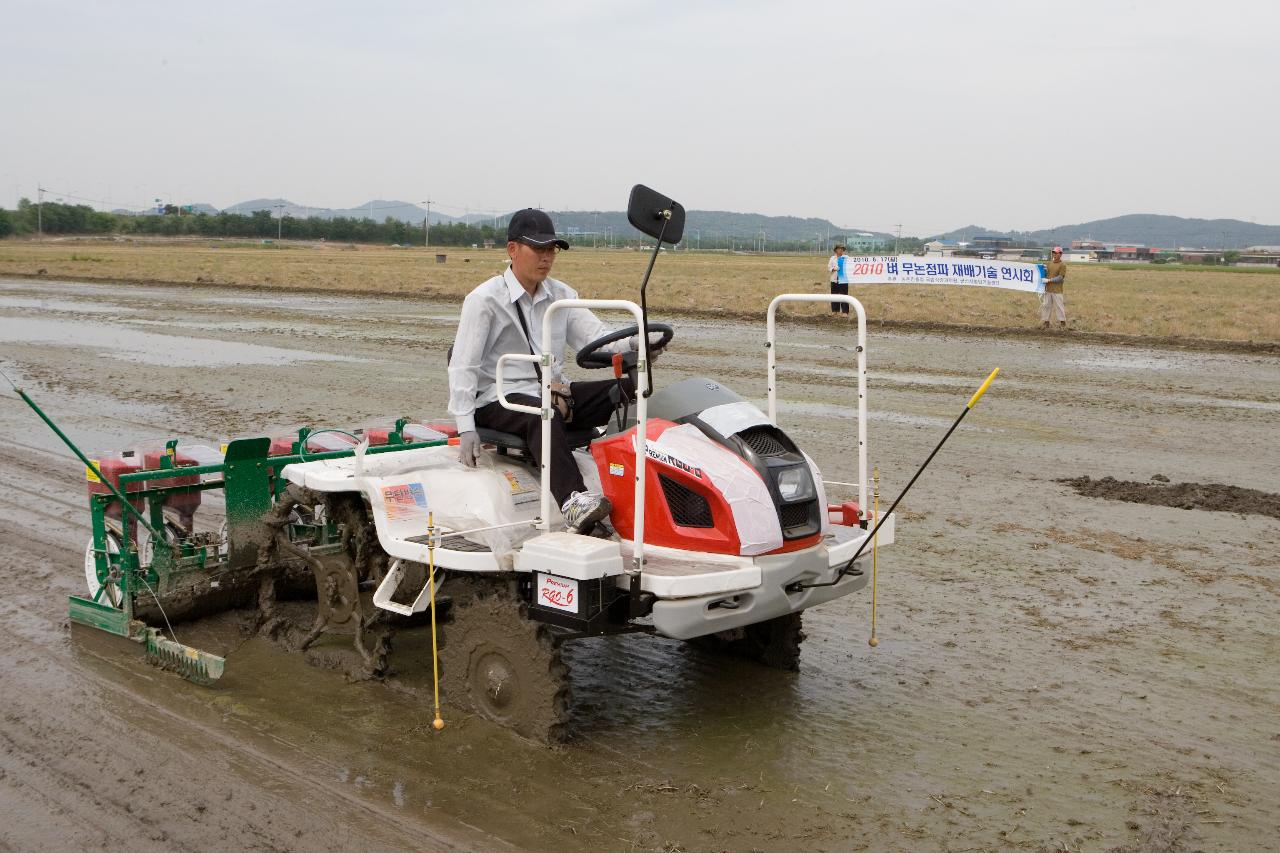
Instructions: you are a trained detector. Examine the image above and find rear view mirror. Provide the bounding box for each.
[627,185,685,245]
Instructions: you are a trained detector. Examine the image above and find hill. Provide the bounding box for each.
[221,198,455,225]
[546,210,892,248]
[187,200,1279,250]
[212,200,890,247]
[930,214,1280,250]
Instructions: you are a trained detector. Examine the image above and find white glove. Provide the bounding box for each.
[457,431,482,467]
[628,331,665,359]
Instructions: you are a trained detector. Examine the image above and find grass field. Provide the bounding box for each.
[2,238,1277,344]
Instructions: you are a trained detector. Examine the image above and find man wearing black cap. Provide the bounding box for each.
[447,208,649,534]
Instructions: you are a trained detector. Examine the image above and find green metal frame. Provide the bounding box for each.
[17,383,450,685]
[71,421,447,679]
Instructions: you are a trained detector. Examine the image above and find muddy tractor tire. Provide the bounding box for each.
[441,592,571,743]
[687,611,806,671]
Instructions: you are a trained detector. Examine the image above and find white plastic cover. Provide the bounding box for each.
[285,445,537,566]
[698,401,774,437]
[363,458,536,565]
[646,423,783,555]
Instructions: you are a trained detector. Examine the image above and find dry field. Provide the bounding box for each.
[1,238,1277,344]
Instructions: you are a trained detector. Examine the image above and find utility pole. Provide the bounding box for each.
[273,203,286,239]
[894,223,902,254]
[421,198,433,247]
[36,185,43,236]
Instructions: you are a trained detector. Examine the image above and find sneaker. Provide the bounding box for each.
[560,491,612,535]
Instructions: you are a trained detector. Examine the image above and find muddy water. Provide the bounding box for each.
[2,278,1278,852]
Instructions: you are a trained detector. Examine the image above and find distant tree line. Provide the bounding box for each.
[0,197,925,253]
[0,198,515,247]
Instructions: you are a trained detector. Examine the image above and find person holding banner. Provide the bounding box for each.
[827,244,850,315]
[1040,246,1068,330]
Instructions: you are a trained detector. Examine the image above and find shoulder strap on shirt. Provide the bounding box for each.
[514,300,543,381]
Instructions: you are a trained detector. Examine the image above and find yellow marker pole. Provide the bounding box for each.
[869,468,881,648]
[838,367,1002,575]
[426,512,444,731]
[967,367,1000,410]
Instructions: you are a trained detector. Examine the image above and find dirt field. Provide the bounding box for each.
[1,276,1278,852]
[2,239,1278,345]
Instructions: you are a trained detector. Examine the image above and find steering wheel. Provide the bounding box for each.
[576,322,675,369]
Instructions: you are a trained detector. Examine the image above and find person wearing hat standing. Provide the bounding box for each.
[448,208,654,535]
[1041,247,1068,330]
[827,244,850,314]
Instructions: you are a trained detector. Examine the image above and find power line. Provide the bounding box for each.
[30,186,152,212]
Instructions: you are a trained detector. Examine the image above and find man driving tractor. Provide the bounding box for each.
[448,208,657,535]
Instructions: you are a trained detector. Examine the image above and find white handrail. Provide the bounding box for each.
[495,353,541,416]
[766,294,867,513]
[542,299,649,574]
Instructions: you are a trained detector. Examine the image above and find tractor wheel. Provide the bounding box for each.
[687,611,807,671]
[441,591,571,743]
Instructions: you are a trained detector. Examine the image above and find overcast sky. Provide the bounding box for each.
[2,0,1275,235]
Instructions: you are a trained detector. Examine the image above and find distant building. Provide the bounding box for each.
[924,239,959,256]
[971,236,1011,250]
[1239,247,1280,266]
[842,231,884,252]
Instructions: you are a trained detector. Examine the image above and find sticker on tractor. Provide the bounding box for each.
[609,462,625,477]
[645,447,704,479]
[86,461,101,483]
[381,482,429,522]
[536,573,578,612]
[503,469,539,506]
[502,470,533,494]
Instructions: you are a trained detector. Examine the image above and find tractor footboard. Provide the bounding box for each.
[650,552,868,641]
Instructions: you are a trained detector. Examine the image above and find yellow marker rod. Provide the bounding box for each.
[426,512,444,731]
[967,367,1000,410]
[836,367,1002,576]
[869,468,880,648]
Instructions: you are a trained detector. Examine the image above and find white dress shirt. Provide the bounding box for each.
[447,267,623,434]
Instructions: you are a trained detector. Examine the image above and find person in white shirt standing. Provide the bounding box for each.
[827,244,849,315]
[448,208,646,535]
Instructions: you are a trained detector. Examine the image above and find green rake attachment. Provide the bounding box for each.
[69,594,227,685]
[144,627,226,686]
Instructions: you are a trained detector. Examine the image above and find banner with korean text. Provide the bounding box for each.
[841,256,1043,293]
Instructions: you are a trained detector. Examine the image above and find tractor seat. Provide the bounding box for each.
[476,426,600,457]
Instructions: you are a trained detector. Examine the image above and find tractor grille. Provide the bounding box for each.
[660,475,714,528]
[739,426,789,457]
[779,501,817,533]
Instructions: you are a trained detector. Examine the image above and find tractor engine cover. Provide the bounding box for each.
[591,419,784,556]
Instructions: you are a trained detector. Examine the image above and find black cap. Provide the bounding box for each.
[507,208,569,249]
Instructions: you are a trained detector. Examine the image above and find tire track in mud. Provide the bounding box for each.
[0,532,485,853]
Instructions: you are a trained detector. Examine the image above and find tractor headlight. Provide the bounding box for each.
[775,465,816,502]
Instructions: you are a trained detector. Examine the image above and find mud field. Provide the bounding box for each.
[1,278,1278,852]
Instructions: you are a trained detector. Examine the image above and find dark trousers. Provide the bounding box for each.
[830,281,850,313]
[474,377,633,506]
